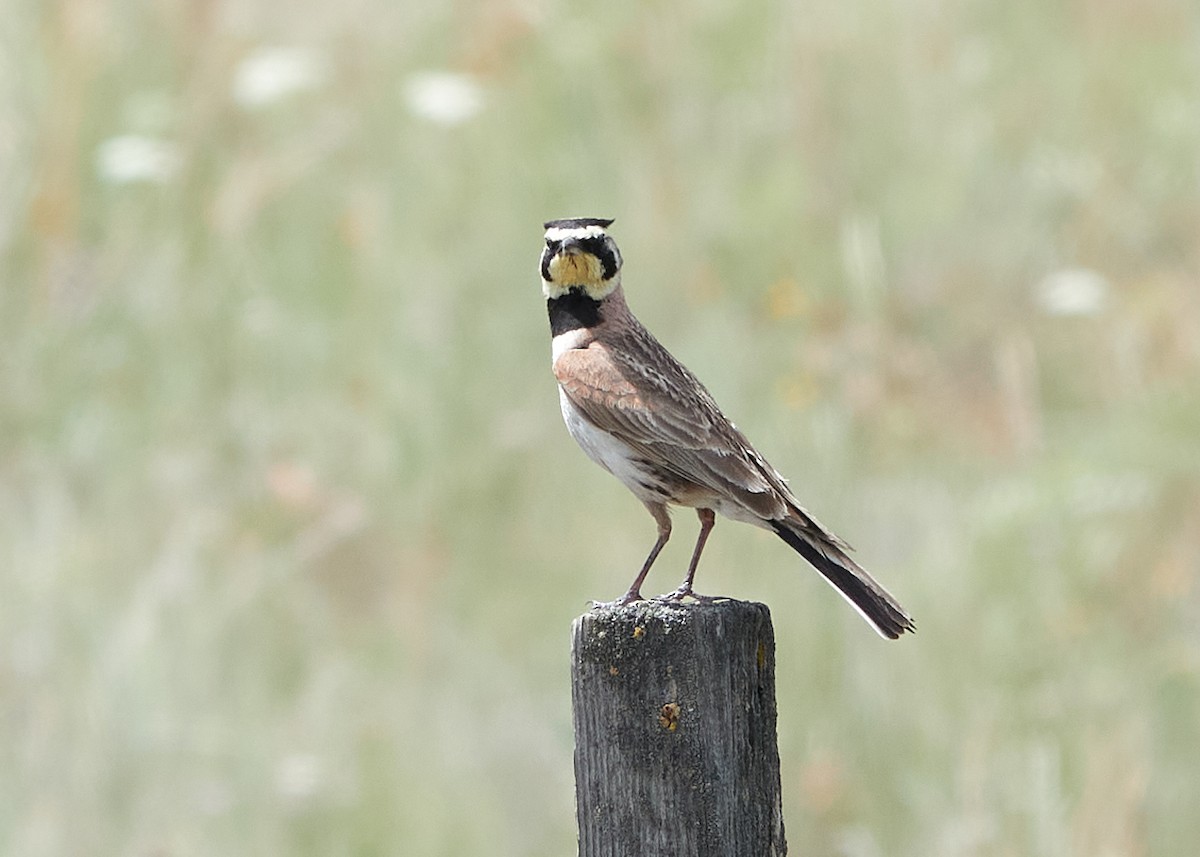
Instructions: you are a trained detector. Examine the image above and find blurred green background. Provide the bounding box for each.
[3,0,1200,854]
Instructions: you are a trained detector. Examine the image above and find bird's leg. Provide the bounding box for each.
[660,508,717,602]
[604,502,671,607]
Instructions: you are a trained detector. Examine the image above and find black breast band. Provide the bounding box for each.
[547,289,601,335]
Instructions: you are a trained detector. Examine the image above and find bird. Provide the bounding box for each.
[540,217,915,639]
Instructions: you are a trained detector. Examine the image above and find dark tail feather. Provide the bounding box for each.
[772,521,915,639]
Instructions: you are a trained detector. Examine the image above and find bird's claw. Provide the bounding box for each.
[654,587,722,604]
[589,590,645,610]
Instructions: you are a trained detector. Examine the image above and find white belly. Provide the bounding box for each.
[556,388,777,527]
[559,388,667,503]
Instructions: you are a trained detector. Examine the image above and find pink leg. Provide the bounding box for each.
[660,508,716,602]
[607,502,671,606]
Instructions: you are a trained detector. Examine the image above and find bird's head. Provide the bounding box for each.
[540,217,622,300]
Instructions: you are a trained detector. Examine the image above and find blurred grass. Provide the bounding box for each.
[2,0,1199,854]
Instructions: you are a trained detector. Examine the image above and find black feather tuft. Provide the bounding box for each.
[544,217,614,230]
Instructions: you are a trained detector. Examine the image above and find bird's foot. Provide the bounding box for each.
[589,589,645,609]
[654,586,722,604]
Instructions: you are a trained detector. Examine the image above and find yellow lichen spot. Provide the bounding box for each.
[658,702,681,731]
[757,641,767,670]
[633,626,645,640]
[609,666,619,676]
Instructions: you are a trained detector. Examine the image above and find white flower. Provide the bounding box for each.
[95,135,180,185]
[234,47,325,109]
[1035,268,1110,317]
[403,71,484,125]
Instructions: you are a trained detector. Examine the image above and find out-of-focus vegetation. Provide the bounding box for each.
[3,0,1199,854]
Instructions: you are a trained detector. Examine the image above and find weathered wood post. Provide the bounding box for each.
[571,600,786,857]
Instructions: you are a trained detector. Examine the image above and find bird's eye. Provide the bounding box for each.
[545,238,560,250]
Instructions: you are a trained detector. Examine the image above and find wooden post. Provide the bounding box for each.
[571,600,787,857]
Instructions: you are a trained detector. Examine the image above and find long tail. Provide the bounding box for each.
[772,519,915,639]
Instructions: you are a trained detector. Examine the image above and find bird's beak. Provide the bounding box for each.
[558,237,585,255]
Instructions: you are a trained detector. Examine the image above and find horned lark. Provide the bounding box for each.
[541,217,915,639]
